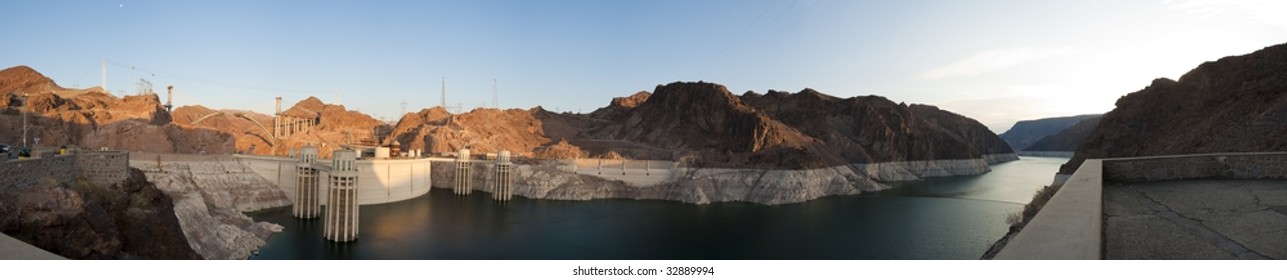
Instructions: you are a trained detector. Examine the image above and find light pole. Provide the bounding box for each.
[19,92,29,148]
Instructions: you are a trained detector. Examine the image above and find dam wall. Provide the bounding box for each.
[1018,151,1075,158]
[235,155,436,206]
[568,159,677,187]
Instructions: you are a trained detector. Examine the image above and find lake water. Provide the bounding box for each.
[248,156,1067,260]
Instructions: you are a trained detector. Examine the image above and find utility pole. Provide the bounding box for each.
[101,58,107,92]
[19,92,29,148]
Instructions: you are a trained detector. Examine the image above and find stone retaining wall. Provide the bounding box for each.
[0,151,74,189]
[74,151,130,186]
[0,150,129,189]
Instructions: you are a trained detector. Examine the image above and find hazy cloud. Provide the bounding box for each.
[1167,0,1287,31]
[918,46,1077,80]
[935,83,1116,133]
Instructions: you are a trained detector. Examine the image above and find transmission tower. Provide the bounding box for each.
[165,85,174,112]
[136,78,154,95]
[493,79,498,109]
[440,77,446,109]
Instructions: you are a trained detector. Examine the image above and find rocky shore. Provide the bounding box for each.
[432,154,1016,205]
[130,154,291,260]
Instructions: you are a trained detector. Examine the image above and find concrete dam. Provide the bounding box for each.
[234,147,537,242]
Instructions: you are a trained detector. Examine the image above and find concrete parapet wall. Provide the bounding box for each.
[1102,152,1287,183]
[995,159,1103,260]
[997,151,1287,259]
[0,153,75,189]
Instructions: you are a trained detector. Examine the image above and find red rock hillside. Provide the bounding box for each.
[0,65,232,153]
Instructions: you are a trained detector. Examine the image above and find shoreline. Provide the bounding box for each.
[431,153,1020,205]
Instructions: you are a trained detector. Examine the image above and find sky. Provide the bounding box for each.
[1,0,1285,133]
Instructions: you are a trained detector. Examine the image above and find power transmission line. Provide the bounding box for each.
[104,59,323,94]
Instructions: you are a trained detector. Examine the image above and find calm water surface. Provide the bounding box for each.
[248,156,1066,260]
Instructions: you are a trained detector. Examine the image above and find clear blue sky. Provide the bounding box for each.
[2,0,1285,132]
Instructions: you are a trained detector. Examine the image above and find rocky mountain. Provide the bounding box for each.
[386,81,1013,170]
[386,107,550,156]
[1061,42,1287,174]
[586,82,818,168]
[0,65,233,153]
[738,89,1012,164]
[1024,116,1101,152]
[999,114,1101,151]
[172,96,389,157]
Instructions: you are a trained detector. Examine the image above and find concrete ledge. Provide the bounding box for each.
[0,233,65,260]
[995,159,1103,260]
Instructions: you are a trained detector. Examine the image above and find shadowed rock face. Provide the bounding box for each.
[1062,42,1287,174]
[999,114,1101,151]
[587,82,818,168]
[1024,116,1102,152]
[0,168,201,259]
[739,88,1014,164]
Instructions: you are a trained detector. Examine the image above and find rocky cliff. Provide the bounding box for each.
[739,88,1015,163]
[0,168,201,259]
[1062,42,1287,174]
[131,155,290,259]
[390,81,1012,172]
[999,114,1101,151]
